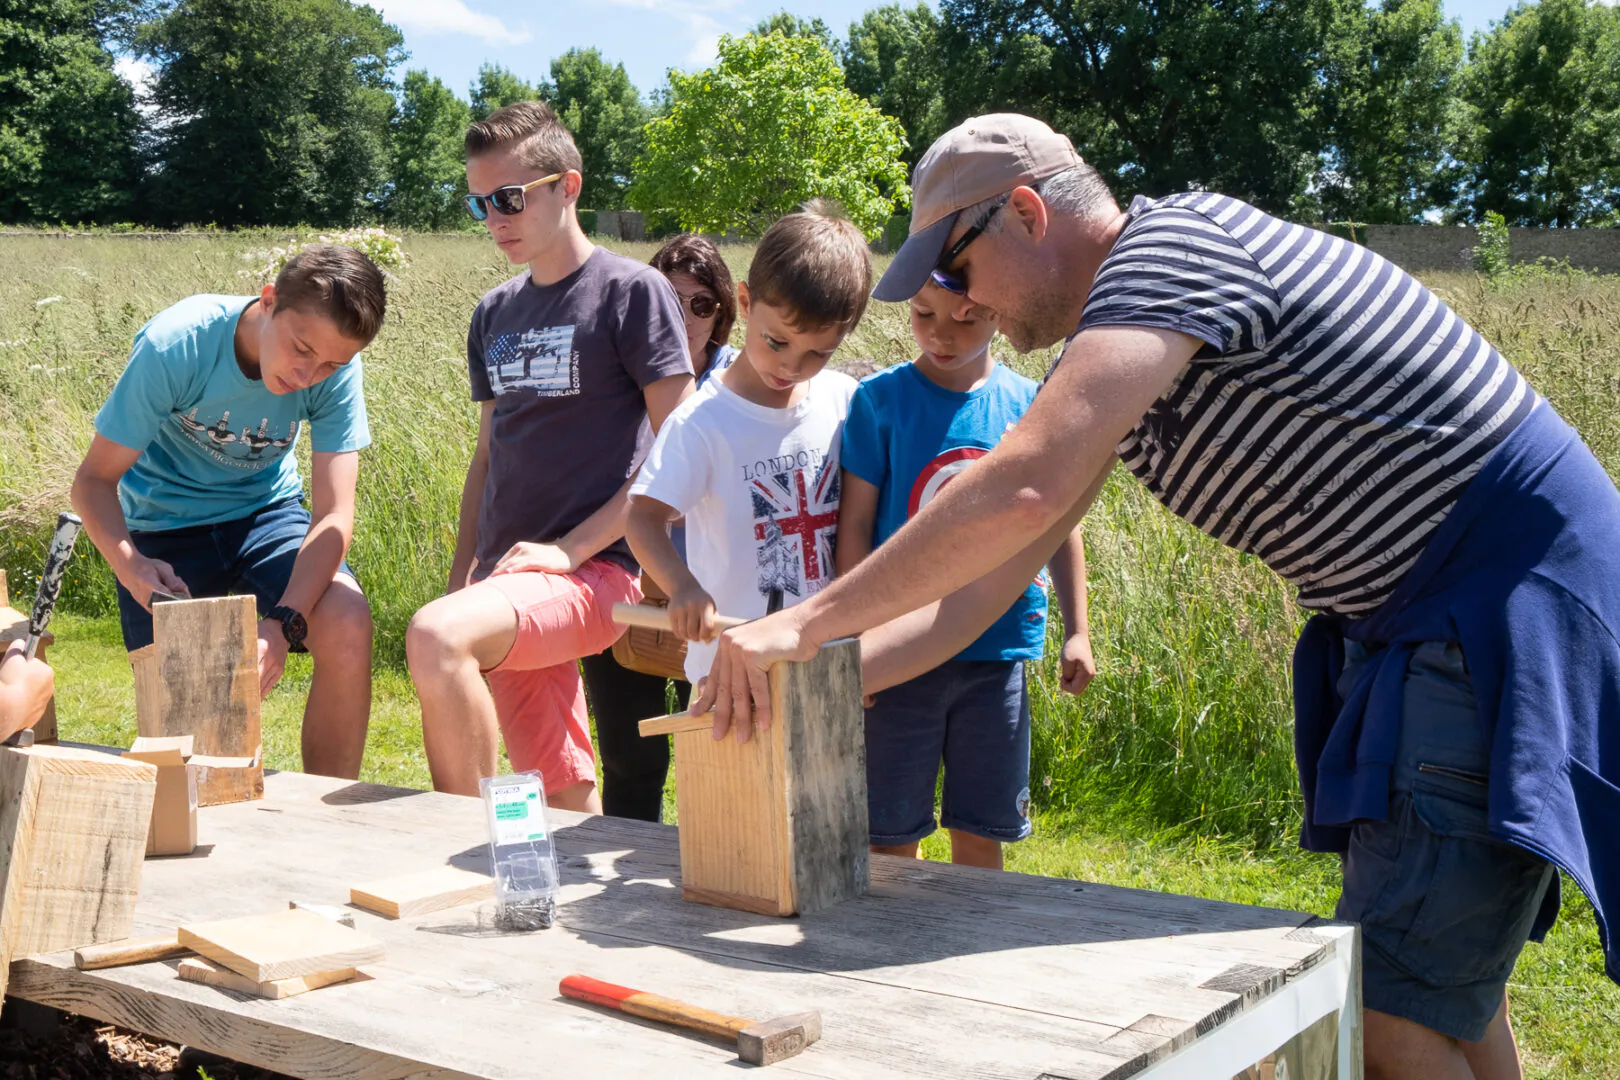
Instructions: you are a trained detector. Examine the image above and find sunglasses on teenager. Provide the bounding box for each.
[931,195,1010,295]
[678,292,719,320]
[462,173,562,221]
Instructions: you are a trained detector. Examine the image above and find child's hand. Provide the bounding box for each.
[1060,633,1096,696]
[667,585,719,643]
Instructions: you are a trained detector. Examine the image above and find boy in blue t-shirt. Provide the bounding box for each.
[838,279,1093,869]
[70,246,385,780]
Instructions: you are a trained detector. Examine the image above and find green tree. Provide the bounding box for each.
[0,0,142,222]
[938,0,1353,215]
[1318,0,1463,223]
[387,70,471,230]
[469,62,543,120]
[752,11,836,50]
[628,32,909,237]
[1451,0,1620,226]
[841,3,946,166]
[550,48,646,209]
[138,0,403,227]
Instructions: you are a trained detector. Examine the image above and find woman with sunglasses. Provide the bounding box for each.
[649,235,739,388]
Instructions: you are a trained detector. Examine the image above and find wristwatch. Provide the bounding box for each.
[266,605,309,653]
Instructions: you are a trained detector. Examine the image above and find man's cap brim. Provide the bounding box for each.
[872,213,957,303]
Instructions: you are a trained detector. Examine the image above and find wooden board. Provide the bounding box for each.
[178,956,363,1000]
[178,908,385,983]
[349,866,493,919]
[671,638,866,916]
[144,596,263,806]
[0,745,157,1000]
[5,771,1356,1080]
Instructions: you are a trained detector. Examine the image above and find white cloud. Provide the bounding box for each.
[596,0,742,69]
[366,0,530,45]
[114,55,153,95]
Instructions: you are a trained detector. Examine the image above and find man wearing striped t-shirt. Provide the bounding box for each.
[700,115,1620,1078]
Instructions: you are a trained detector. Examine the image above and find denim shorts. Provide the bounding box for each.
[115,496,358,652]
[1335,640,1558,1042]
[864,658,1033,845]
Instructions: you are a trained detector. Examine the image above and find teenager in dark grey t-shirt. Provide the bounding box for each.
[406,102,693,815]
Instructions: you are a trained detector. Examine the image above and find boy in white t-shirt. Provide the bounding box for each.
[627,203,872,698]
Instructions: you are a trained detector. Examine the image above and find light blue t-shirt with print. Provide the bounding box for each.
[94,294,370,533]
[841,360,1047,661]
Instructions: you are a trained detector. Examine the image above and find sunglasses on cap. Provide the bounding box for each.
[677,292,719,320]
[930,195,1009,295]
[463,173,562,221]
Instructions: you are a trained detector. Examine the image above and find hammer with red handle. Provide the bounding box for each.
[3,512,82,748]
[559,973,822,1066]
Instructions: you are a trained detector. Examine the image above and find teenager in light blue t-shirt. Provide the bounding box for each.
[69,246,385,780]
[837,279,1094,870]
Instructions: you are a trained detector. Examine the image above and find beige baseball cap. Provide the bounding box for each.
[874,114,1084,302]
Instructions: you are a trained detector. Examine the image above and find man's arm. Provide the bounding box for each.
[255,449,359,697]
[859,461,1105,696]
[447,400,495,592]
[490,372,694,577]
[71,435,190,609]
[0,641,54,742]
[1047,521,1096,697]
[704,325,1200,738]
[835,471,879,577]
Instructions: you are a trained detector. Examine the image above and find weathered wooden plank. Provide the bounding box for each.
[148,595,262,805]
[776,637,868,915]
[1,745,157,1000]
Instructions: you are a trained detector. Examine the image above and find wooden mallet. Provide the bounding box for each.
[560,973,821,1066]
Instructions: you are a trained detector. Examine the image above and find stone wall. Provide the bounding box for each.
[1359,224,1620,275]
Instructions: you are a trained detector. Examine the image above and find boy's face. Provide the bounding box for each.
[465,148,577,266]
[736,283,849,396]
[255,285,368,394]
[909,280,997,373]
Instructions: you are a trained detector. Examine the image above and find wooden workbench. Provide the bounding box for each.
[5,769,1361,1079]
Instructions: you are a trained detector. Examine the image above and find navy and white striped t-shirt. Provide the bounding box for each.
[1076,193,1537,617]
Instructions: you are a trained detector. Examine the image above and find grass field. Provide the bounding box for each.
[2,232,1618,1075]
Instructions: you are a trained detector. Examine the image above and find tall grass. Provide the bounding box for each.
[1,232,1615,846]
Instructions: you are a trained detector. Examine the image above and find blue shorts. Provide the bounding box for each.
[115,496,359,652]
[864,659,1032,845]
[1335,640,1558,1042]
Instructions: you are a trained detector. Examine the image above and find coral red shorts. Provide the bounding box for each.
[480,558,641,794]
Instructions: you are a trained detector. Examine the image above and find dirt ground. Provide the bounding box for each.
[0,1006,293,1080]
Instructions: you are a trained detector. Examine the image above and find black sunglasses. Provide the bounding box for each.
[931,195,1009,295]
[463,173,562,221]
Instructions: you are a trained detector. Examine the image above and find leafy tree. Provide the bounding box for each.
[937,0,1353,215]
[841,3,946,166]
[628,32,909,237]
[752,11,836,50]
[138,0,403,227]
[387,70,471,230]
[1451,0,1620,226]
[550,48,647,209]
[1318,0,1463,223]
[0,0,142,222]
[470,62,543,120]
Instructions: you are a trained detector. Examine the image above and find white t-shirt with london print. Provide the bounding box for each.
[630,368,858,684]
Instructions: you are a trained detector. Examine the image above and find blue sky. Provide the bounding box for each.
[116,0,1528,103]
[369,0,1526,101]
